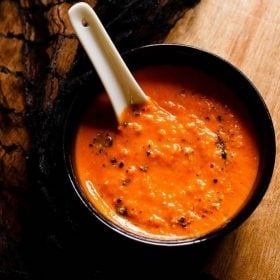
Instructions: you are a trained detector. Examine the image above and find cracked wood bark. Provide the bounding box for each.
[0,0,199,278]
[0,1,98,277]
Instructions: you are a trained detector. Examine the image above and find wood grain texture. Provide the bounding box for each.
[166,1,280,279]
[0,1,96,277]
[0,1,200,278]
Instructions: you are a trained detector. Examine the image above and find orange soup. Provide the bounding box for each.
[73,65,259,239]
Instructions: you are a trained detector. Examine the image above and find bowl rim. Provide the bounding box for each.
[62,43,276,247]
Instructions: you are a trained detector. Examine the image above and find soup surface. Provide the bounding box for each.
[73,65,259,239]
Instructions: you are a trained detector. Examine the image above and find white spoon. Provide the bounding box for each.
[68,2,149,123]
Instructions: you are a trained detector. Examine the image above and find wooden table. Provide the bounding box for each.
[0,0,279,279]
[166,1,280,279]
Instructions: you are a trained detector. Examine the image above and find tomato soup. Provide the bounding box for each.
[73,65,259,239]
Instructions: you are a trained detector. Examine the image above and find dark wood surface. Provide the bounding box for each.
[0,1,202,279]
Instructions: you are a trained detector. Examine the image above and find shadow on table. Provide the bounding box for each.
[22,190,221,280]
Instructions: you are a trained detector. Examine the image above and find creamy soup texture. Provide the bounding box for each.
[73,65,259,239]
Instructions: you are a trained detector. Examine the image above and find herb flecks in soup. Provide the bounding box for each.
[73,65,259,239]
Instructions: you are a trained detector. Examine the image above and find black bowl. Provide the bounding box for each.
[63,43,276,246]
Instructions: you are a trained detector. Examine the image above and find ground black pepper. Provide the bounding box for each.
[122,178,131,186]
[115,198,128,216]
[139,165,149,172]
[221,150,227,159]
[216,135,227,160]
[177,216,188,227]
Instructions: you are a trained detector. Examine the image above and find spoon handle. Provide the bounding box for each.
[68,2,149,120]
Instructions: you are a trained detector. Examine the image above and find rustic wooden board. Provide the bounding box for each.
[166,1,280,279]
